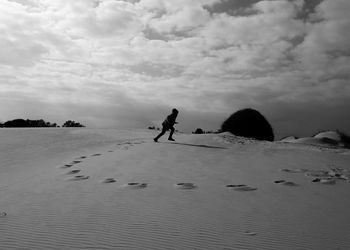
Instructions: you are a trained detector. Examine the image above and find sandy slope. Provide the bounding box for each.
[0,129,349,250]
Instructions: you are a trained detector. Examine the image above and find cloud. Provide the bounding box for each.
[295,0,350,80]
[0,1,48,66]
[69,0,142,39]
[147,5,211,33]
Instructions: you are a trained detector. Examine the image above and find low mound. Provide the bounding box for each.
[280,136,298,142]
[221,108,274,141]
[292,137,339,147]
[314,131,342,142]
[314,130,350,148]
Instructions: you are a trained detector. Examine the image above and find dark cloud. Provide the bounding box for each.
[206,0,261,15]
[207,0,324,20]
[298,0,324,20]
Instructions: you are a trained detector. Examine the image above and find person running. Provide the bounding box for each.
[153,109,179,142]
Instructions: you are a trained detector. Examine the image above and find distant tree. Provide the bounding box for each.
[4,119,27,127]
[62,120,85,127]
[221,108,274,141]
[1,119,58,128]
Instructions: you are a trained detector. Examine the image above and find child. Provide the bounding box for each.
[154,109,179,142]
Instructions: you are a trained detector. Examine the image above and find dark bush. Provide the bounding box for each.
[221,108,274,141]
[3,119,27,127]
[193,128,204,134]
[2,119,58,127]
[339,131,350,149]
[62,120,85,127]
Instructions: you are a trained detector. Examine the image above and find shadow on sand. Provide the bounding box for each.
[162,142,227,149]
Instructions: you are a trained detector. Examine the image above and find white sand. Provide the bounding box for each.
[0,128,349,250]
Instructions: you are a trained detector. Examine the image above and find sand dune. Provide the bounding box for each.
[0,128,349,249]
[280,130,348,149]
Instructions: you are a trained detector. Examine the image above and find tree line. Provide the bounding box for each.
[0,119,85,128]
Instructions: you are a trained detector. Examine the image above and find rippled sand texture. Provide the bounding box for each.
[0,128,350,250]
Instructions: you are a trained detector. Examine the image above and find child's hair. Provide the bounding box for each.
[172,108,178,114]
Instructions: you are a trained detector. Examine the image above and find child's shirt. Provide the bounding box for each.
[163,113,177,127]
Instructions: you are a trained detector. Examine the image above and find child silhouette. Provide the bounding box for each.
[154,109,179,142]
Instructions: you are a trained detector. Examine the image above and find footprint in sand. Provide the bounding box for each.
[91,153,102,157]
[226,184,247,188]
[274,180,298,186]
[76,156,87,159]
[233,186,257,191]
[71,160,82,164]
[59,160,82,168]
[65,169,81,175]
[281,181,298,187]
[101,178,116,183]
[274,180,286,183]
[0,212,7,217]
[65,175,89,181]
[280,168,308,173]
[126,183,148,189]
[176,183,197,190]
[132,140,145,145]
[226,184,257,191]
[244,230,257,236]
[59,164,73,169]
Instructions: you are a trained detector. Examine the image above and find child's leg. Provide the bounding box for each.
[168,127,175,140]
[154,126,167,142]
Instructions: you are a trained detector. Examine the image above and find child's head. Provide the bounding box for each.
[172,108,178,114]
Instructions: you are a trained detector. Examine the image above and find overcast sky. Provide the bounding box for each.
[0,0,349,138]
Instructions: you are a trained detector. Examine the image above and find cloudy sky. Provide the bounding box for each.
[1,0,349,138]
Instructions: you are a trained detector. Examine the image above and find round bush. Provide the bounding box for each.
[194,128,204,134]
[221,108,274,141]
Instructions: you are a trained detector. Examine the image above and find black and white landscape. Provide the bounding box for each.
[1,1,350,249]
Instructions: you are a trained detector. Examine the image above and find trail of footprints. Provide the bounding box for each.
[5,141,347,223]
[3,143,349,221]
[58,140,146,182]
[58,151,258,191]
[59,154,256,191]
[57,140,349,191]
